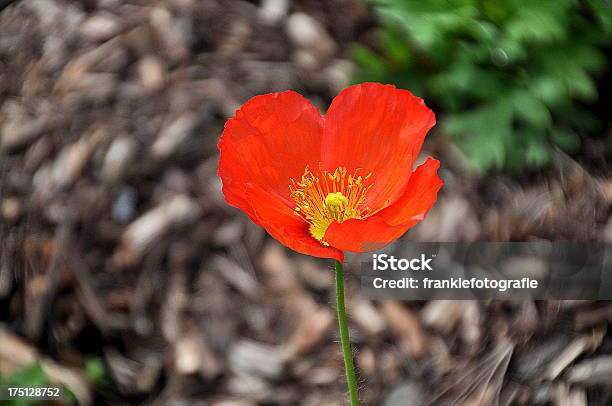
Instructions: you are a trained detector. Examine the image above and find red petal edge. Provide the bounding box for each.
[244,183,344,261]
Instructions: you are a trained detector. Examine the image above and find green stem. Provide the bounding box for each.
[335,260,360,405]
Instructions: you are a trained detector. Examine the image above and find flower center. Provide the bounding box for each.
[289,166,374,245]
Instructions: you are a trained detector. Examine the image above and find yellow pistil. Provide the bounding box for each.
[289,165,374,245]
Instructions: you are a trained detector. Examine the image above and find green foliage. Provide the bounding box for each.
[353,0,612,172]
[85,357,107,387]
[0,363,49,406]
[0,359,102,406]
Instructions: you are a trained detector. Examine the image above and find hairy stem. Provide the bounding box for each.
[335,260,360,405]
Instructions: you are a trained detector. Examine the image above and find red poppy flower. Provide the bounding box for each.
[218,82,442,262]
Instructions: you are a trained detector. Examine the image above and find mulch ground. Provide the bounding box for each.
[1,0,612,405]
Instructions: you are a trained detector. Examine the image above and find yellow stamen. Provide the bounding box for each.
[289,165,374,245]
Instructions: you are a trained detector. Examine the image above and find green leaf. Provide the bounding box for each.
[351,44,388,79]
[0,363,48,386]
[506,9,566,44]
[551,128,581,152]
[85,357,108,387]
[0,363,49,406]
[446,104,513,171]
[381,28,412,65]
[567,67,597,101]
[525,138,552,167]
[511,90,552,127]
[370,0,478,50]
[530,75,566,105]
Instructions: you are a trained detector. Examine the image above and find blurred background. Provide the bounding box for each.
[0,0,611,405]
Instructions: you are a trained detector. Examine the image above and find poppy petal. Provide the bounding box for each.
[322,83,436,211]
[218,91,324,214]
[245,183,344,261]
[323,158,442,252]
